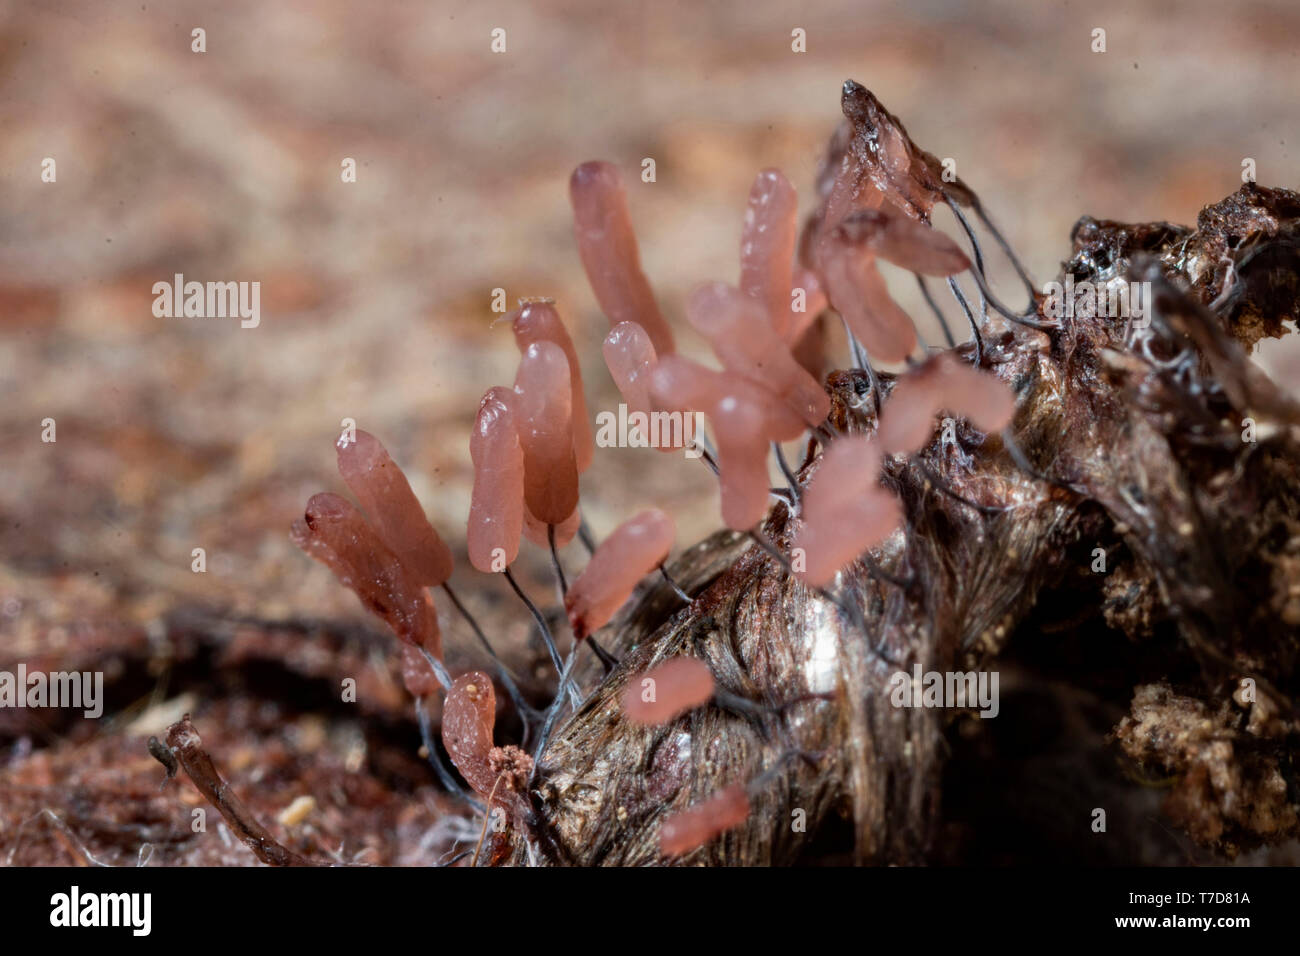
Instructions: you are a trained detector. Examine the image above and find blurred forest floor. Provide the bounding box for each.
[1,0,1298,864]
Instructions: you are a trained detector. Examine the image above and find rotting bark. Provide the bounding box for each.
[503,182,1300,866]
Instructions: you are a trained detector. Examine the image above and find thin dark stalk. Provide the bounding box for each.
[531,645,579,770]
[972,201,1039,304]
[577,515,597,556]
[586,637,618,672]
[441,582,538,729]
[917,275,956,348]
[547,523,568,598]
[773,442,801,507]
[840,315,882,414]
[947,276,984,366]
[944,194,1052,331]
[416,645,452,691]
[696,446,720,476]
[503,567,564,676]
[659,563,693,604]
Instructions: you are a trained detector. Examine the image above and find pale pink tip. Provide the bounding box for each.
[336,430,453,587]
[570,160,676,356]
[291,492,441,658]
[622,656,714,725]
[935,356,1017,434]
[739,169,798,336]
[792,435,902,587]
[835,206,971,277]
[513,341,581,525]
[566,509,675,640]
[602,321,658,417]
[522,502,581,549]
[876,354,1016,455]
[685,281,830,428]
[467,387,525,573]
[659,783,750,857]
[820,241,918,364]
[712,393,775,530]
[441,671,497,798]
[510,301,594,472]
[794,491,903,588]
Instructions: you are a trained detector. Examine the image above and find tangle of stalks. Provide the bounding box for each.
[162,81,1300,866]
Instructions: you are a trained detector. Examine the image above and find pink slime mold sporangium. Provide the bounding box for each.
[440,671,498,798]
[820,241,919,364]
[739,169,798,337]
[659,783,751,857]
[649,355,805,443]
[602,321,657,417]
[570,160,676,357]
[336,430,454,587]
[685,282,830,428]
[835,206,971,277]
[513,341,581,525]
[712,395,776,530]
[565,508,675,640]
[510,301,594,472]
[621,656,715,726]
[876,353,1016,455]
[648,357,790,529]
[291,492,442,658]
[793,435,902,588]
[467,387,525,573]
[603,321,692,454]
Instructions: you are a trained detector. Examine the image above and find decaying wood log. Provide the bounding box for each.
[503,179,1300,865]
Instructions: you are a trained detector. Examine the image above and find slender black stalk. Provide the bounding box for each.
[972,201,1039,304]
[840,315,882,414]
[947,276,984,366]
[586,637,618,672]
[530,646,579,770]
[577,515,597,556]
[416,645,452,691]
[440,582,538,730]
[917,275,956,348]
[503,567,564,676]
[944,193,1052,331]
[659,563,693,604]
[547,523,568,598]
[695,445,721,476]
[773,442,801,507]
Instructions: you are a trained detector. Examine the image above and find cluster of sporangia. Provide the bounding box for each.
[293,83,1018,859]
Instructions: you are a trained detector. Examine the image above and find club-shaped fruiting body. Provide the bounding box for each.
[441,671,498,798]
[467,387,526,573]
[793,436,902,588]
[876,353,1016,455]
[686,281,830,428]
[621,656,715,726]
[291,491,442,657]
[566,508,675,640]
[510,301,594,472]
[659,783,751,857]
[570,160,676,356]
[513,341,581,526]
[337,429,454,587]
[740,168,799,337]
